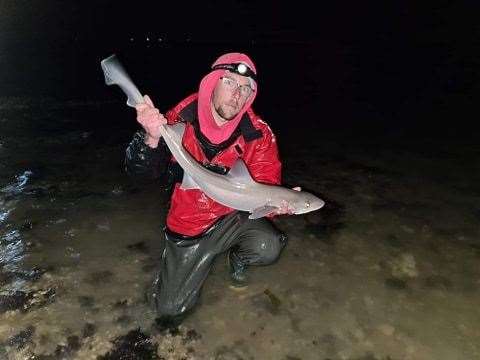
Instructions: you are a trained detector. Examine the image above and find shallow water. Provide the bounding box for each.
[1,97,479,359]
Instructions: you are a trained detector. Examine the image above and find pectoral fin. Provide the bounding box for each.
[249,205,278,219]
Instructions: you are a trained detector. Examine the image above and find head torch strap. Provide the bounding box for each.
[212,63,257,82]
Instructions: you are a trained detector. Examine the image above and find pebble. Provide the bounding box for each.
[391,253,418,279]
[378,324,395,336]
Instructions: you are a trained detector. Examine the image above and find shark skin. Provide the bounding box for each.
[159,123,325,219]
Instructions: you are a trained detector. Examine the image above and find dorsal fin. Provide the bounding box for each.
[227,159,255,185]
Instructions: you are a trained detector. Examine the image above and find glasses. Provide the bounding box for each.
[220,77,254,98]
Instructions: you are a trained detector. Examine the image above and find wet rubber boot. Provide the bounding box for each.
[228,250,249,289]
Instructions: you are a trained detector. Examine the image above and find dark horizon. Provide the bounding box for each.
[2,1,479,136]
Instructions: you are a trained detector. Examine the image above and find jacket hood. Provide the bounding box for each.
[197,52,257,144]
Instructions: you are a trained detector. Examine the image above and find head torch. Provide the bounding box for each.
[211,62,257,82]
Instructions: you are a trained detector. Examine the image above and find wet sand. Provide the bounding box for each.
[1,98,479,359]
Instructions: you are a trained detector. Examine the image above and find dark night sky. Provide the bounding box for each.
[2,1,480,134]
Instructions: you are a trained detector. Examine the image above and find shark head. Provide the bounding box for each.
[290,192,325,215]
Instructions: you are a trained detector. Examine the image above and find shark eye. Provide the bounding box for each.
[305,201,310,208]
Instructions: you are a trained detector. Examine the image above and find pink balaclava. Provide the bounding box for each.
[197,52,257,144]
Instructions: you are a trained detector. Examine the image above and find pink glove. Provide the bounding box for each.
[135,95,167,148]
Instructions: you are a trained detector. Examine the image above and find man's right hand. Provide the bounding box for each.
[135,95,167,148]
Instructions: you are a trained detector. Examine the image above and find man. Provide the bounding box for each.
[125,52,293,323]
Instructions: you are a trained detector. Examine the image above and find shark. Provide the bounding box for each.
[101,54,325,219]
[159,123,324,218]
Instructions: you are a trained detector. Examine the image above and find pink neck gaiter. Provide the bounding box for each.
[197,53,257,144]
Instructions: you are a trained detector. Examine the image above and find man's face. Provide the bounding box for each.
[212,71,253,121]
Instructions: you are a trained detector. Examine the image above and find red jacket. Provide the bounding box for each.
[164,93,282,236]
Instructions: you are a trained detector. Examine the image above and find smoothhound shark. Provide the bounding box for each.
[160,123,324,219]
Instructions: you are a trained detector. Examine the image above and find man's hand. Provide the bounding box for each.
[135,95,167,148]
[275,187,302,215]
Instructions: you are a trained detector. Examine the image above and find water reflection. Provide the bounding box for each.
[0,207,10,223]
[0,229,23,264]
[0,229,27,290]
[1,170,33,196]
[0,169,35,224]
[1,171,32,291]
